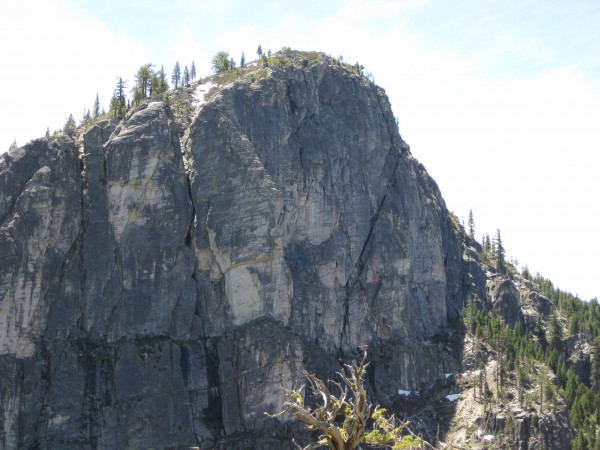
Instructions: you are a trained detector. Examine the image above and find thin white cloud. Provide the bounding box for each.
[0,0,150,149]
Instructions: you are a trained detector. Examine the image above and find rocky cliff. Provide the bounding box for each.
[0,51,573,449]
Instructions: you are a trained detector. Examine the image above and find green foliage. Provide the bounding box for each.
[468,209,475,238]
[109,95,124,119]
[547,311,562,351]
[296,50,321,61]
[183,66,191,87]
[363,408,421,449]
[63,113,76,136]
[93,93,100,118]
[463,270,600,448]
[591,338,600,390]
[132,88,142,107]
[211,51,235,73]
[448,212,460,230]
[114,77,126,107]
[183,65,190,87]
[134,63,153,99]
[190,61,196,81]
[154,65,169,96]
[133,63,168,101]
[171,61,181,89]
[494,228,505,272]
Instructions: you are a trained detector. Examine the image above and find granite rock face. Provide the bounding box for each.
[488,277,525,327]
[0,54,485,449]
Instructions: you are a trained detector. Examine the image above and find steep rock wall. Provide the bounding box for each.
[0,54,472,449]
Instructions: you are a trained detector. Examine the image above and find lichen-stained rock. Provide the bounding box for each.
[0,136,81,449]
[85,101,198,341]
[0,136,82,357]
[186,57,455,355]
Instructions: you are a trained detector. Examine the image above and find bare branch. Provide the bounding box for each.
[265,349,426,449]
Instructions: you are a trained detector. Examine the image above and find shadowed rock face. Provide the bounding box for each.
[0,54,471,449]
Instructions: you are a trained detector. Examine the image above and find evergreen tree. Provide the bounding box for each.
[591,338,600,390]
[81,108,91,125]
[240,52,245,67]
[172,61,181,89]
[134,64,153,99]
[63,114,76,136]
[45,127,50,138]
[93,93,100,119]
[547,311,562,351]
[495,228,505,271]
[484,233,491,253]
[154,65,168,95]
[8,139,17,151]
[115,77,127,107]
[132,88,142,107]
[109,95,124,119]
[468,209,475,238]
[183,65,190,87]
[257,44,263,58]
[190,61,196,81]
[568,315,580,335]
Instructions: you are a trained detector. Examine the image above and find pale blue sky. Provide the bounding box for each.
[1,0,599,300]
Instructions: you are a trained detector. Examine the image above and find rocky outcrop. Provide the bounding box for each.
[521,289,552,331]
[0,52,567,449]
[488,276,525,327]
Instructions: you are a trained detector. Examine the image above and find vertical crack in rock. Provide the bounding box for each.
[412,286,428,336]
[342,193,388,344]
[340,140,402,347]
[105,247,124,339]
[204,341,223,435]
[179,343,201,445]
[183,148,196,252]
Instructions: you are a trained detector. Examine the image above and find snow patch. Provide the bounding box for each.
[444,373,452,379]
[193,82,216,109]
[445,394,459,402]
[461,369,481,377]
[483,435,494,442]
[397,389,412,397]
